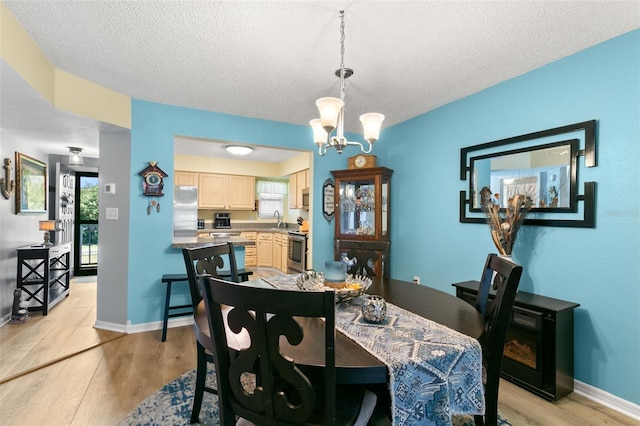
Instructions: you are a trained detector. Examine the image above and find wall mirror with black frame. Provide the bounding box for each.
[460,120,597,228]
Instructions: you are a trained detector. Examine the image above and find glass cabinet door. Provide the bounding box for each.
[332,167,393,241]
[339,178,376,236]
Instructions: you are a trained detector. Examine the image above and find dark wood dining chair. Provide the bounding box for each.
[335,240,390,278]
[181,243,239,424]
[473,253,523,426]
[201,275,378,426]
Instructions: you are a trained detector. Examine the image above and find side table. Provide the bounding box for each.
[16,242,72,315]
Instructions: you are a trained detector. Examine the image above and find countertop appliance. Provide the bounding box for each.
[214,213,231,229]
[287,231,308,273]
[174,186,198,238]
[301,188,310,211]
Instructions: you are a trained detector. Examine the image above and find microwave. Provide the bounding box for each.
[301,188,310,211]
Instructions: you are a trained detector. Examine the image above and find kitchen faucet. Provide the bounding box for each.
[274,210,284,228]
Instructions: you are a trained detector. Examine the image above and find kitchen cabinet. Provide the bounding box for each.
[257,232,273,267]
[289,169,309,209]
[174,171,198,186]
[273,233,282,270]
[281,236,288,273]
[241,232,257,267]
[198,173,255,210]
[331,167,393,241]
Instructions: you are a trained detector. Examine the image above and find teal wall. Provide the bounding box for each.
[376,30,640,404]
[128,101,346,325]
[126,30,639,404]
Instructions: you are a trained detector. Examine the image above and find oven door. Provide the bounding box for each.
[287,236,305,273]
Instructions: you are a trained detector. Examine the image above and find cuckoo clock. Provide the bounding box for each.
[138,161,168,214]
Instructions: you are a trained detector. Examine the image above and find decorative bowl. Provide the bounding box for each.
[296,270,372,303]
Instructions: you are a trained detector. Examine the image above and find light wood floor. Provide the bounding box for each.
[0,270,636,426]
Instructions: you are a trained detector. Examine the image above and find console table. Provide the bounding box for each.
[453,280,580,401]
[16,242,71,315]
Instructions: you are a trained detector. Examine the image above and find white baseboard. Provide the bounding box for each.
[574,380,640,421]
[93,320,128,333]
[93,317,194,335]
[0,313,10,327]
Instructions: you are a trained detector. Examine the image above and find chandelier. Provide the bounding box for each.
[310,11,385,156]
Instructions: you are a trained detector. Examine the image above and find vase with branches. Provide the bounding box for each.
[480,186,533,256]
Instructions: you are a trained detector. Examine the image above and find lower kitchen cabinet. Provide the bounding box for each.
[257,233,273,267]
[281,237,288,273]
[273,234,282,270]
[241,232,257,267]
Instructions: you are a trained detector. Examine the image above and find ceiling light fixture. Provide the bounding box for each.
[225,145,254,156]
[310,10,385,156]
[68,146,84,165]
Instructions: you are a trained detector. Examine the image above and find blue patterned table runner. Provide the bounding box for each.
[262,275,484,426]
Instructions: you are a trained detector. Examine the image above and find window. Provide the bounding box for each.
[257,180,286,218]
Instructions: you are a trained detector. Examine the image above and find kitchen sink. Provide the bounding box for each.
[208,232,240,238]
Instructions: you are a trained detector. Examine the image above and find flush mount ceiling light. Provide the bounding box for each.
[225,145,254,156]
[68,146,84,165]
[310,10,385,156]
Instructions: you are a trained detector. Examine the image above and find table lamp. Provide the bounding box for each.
[39,220,56,247]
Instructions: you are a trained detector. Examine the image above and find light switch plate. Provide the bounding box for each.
[106,207,119,220]
[104,183,116,194]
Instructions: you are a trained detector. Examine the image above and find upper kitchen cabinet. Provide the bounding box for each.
[198,173,255,210]
[331,167,393,241]
[174,171,198,186]
[289,169,309,209]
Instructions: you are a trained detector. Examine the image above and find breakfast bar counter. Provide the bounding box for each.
[171,235,255,249]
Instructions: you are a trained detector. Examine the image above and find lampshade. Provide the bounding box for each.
[359,113,385,143]
[68,147,84,165]
[316,97,344,131]
[39,220,56,231]
[39,220,55,246]
[225,145,253,156]
[309,119,328,146]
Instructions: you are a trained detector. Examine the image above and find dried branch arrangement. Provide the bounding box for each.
[480,186,533,255]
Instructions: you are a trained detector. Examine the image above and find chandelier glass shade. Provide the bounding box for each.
[310,11,384,156]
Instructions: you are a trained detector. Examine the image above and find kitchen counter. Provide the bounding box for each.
[197,227,304,236]
[172,235,256,249]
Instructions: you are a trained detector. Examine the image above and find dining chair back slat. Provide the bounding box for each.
[201,276,377,426]
[181,242,239,424]
[475,253,523,426]
[335,240,390,278]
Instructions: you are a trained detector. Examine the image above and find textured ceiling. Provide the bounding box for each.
[1,1,639,160]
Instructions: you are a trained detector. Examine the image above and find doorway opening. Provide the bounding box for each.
[74,172,99,276]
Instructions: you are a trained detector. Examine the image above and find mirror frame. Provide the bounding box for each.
[15,151,48,214]
[460,120,596,228]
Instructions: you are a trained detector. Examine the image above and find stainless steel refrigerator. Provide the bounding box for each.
[173,185,198,238]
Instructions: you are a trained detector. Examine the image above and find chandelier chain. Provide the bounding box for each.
[339,10,346,71]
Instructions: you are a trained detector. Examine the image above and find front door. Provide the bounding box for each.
[74,172,99,276]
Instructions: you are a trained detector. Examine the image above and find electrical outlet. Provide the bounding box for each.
[413,276,420,285]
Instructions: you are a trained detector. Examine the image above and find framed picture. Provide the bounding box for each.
[15,152,47,214]
[322,178,335,222]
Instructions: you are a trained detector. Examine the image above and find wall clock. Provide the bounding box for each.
[138,161,168,214]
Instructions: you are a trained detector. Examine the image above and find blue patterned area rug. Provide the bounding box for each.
[118,368,512,426]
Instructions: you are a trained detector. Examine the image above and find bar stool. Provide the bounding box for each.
[160,273,193,342]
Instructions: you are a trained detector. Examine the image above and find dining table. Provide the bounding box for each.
[195,275,485,426]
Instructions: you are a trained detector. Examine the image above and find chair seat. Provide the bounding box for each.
[193,302,214,354]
